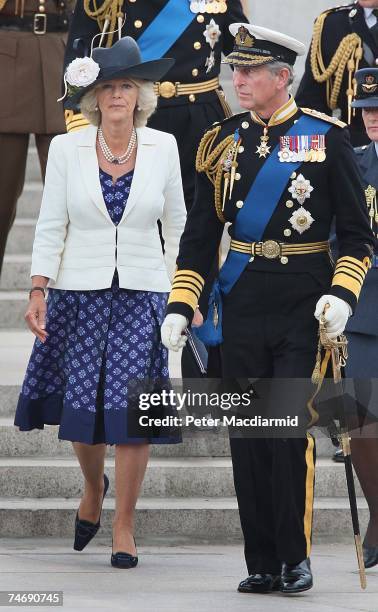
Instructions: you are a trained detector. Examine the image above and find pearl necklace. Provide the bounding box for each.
[97,126,137,164]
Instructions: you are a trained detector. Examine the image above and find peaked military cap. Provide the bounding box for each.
[223,23,306,67]
[352,68,378,108]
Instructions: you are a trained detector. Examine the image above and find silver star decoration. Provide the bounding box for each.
[256,142,271,158]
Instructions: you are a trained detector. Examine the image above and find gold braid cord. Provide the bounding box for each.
[0,0,8,10]
[195,126,234,223]
[310,10,363,121]
[84,0,124,47]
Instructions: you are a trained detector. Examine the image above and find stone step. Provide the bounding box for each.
[0,419,230,458]
[0,456,359,499]
[0,255,31,290]
[6,219,35,256]
[17,183,42,220]
[25,147,42,183]
[0,292,27,328]
[0,496,368,539]
[0,411,336,457]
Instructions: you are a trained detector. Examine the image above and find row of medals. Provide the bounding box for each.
[280,148,326,163]
[190,0,227,14]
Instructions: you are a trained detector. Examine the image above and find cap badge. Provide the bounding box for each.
[362,74,378,93]
[235,26,254,48]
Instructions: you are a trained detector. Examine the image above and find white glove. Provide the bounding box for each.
[314,294,351,339]
[161,314,188,351]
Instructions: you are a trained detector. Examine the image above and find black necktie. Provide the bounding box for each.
[370,9,378,46]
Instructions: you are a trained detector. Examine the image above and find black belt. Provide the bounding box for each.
[0,13,69,34]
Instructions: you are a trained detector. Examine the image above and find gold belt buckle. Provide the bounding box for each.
[158,81,178,98]
[261,240,281,259]
[33,13,47,35]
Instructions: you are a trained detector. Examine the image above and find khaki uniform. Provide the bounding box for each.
[0,0,72,275]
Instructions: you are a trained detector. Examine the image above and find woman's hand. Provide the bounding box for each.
[192,307,204,327]
[25,293,48,343]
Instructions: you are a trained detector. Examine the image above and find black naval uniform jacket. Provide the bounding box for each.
[63,1,247,212]
[166,100,375,323]
[345,142,378,338]
[296,2,377,147]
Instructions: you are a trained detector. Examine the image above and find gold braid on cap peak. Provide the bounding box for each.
[310,9,363,123]
[84,0,124,47]
[196,126,234,223]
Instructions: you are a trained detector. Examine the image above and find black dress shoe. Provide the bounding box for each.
[73,474,109,551]
[238,574,281,594]
[364,545,378,568]
[111,537,138,569]
[280,558,313,594]
[332,449,345,463]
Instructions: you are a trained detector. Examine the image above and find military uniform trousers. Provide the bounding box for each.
[0,30,67,275]
[222,263,333,575]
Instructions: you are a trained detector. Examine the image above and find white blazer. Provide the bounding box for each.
[31,124,187,292]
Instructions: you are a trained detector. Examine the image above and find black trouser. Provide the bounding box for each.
[221,266,332,575]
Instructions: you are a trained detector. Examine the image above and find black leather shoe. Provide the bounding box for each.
[280,558,313,594]
[238,574,281,594]
[111,537,138,569]
[332,449,344,463]
[73,474,109,551]
[364,545,378,568]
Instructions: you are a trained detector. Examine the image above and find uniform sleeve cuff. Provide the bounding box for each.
[166,302,194,322]
[328,286,357,314]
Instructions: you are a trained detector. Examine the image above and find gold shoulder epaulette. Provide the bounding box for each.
[301,107,347,128]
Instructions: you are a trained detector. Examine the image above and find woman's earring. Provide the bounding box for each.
[95,106,99,111]
[137,105,141,111]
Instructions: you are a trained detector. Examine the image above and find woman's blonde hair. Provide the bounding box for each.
[80,78,157,127]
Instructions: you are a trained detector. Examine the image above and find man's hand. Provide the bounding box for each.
[192,307,203,327]
[161,314,188,351]
[314,295,351,339]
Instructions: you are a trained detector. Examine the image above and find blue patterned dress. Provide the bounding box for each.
[15,169,180,445]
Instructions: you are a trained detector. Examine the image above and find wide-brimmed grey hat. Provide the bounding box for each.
[64,36,175,109]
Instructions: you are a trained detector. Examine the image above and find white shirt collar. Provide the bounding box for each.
[374,141,378,157]
[364,8,375,19]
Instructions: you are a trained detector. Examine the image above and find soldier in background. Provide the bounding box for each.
[0,0,72,275]
[296,1,378,146]
[63,0,248,212]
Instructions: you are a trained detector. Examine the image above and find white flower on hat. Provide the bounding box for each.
[204,19,221,49]
[66,57,100,88]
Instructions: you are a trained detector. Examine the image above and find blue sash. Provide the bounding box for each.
[195,114,333,346]
[137,0,195,61]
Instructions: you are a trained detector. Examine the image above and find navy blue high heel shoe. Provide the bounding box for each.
[74,474,109,551]
[111,536,138,568]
